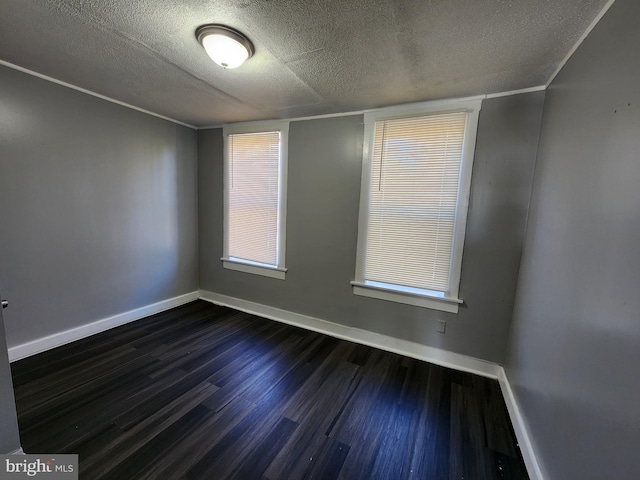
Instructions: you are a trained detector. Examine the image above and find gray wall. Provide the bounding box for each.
[199,92,544,364]
[0,302,21,453]
[504,1,640,479]
[0,65,198,350]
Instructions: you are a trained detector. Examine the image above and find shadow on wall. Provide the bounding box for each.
[120,144,181,305]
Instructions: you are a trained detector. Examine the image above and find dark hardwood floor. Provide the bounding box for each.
[11,300,528,480]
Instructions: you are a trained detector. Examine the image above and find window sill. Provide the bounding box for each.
[351,281,462,313]
[221,258,287,280]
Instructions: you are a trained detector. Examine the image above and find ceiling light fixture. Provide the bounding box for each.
[196,24,254,69]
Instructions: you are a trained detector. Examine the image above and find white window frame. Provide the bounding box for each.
[352,99,482,313]
[221,120,289,280]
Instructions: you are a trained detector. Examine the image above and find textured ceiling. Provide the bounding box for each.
[0,0,610,127]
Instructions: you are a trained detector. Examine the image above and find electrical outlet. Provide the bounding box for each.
[436,320,446,333]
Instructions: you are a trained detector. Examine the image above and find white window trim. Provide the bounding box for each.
[221,120,289,280]
[222,258,287,280]
[353,98,482,313]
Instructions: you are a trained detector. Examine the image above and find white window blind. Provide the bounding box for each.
[353,101,481,312]
[227,131,281,266]
[364,112,467,293]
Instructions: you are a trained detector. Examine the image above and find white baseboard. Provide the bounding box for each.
[198,290,501,379]
[8,291,199,362]
[498,368,545,480]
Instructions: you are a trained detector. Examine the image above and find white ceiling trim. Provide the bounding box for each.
[485,85,546,99]
[4,52,545,132]
[197,109,367,130]
[0,59,197,130]
[545,0,616,87]
[202,87,547,130]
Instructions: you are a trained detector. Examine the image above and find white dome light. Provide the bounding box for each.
[196,25,254,69]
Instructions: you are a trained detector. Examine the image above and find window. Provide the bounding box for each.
[352,100,481,313]
[222,121,289,279]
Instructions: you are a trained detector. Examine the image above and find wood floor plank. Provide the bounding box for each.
[12,300,529,480]
[82,381,219,478]
[137,396,258,480]
[184,402,285,479]
[264,359,361,479]
[96,403,215,480]
[19,353,160,438]
[229,416,298,480]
